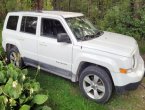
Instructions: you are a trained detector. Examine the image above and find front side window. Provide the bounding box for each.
[6,16,19,30]
[66,17,103,41]
[20,16,37,34]
[41,18,66,38]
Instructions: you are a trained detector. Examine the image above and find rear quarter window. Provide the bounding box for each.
[20,16,37,34]
[6,16,19,30]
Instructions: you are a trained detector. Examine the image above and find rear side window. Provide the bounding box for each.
[6,16,19,30]
[20,16,37,34]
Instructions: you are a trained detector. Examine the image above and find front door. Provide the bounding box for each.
[38,18,73,78]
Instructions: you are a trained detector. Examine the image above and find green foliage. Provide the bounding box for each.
[19,105,30,110]
[101,0,145,40]
[52,0,145,42]
[0,0,52,23]
[0,0,144,41]
[0,48,6,63]
[33,94,48,105]
[43,0,53,10]
[0,61,50,110]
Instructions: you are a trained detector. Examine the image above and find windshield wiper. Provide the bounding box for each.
[84,31,103,40]
[95,30,104,36]
[77,36,87,41]
[77,31,104,41]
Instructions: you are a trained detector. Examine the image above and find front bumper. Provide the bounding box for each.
[113,56,144,92]
[115,79,142,93]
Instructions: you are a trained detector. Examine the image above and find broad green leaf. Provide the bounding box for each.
[10,83,22,99]
[19,94,32,104]
[22,69,28,75]
[3,78,13,95]
[23,82,31,90]
[0,96,7,110]
[42,106,52,110]
[35,106,51,110]
[31,82,40,92]
[19,98,25,104]
[23,96,33,104]
[4,78,22,99]
[0,86,3,95]
[32,94,48,105]
[0,72,6,83]
[0,61,3,70]
[13,71,19,80]
[19,105,30,110]
[9,98,16,106]
[0,103,5,110]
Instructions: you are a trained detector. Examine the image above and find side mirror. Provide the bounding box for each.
[57,33,71,43]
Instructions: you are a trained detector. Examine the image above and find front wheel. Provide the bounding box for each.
[79,65,113,103]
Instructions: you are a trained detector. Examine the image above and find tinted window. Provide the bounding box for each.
[41,18,66,38]
[21,16,37,34]
[7,16,19,30]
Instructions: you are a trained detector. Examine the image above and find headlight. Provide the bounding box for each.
[120,56,135,74]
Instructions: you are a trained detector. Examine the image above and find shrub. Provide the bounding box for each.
[0,61,51,110]
[0,47,6,61]
[101,0,145,40]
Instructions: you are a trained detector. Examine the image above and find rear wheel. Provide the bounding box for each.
[79,65,113,103]
[7,47,24,68]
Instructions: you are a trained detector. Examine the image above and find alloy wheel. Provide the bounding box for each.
[83,74,105,100]
[10,52,20,67]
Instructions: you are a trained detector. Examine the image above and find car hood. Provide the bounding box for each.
[81,31,137,57]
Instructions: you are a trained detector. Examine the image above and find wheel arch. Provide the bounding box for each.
[75,61,115,87]
[6,43,16,52]
[5,41,23,56]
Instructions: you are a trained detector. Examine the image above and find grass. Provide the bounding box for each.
[0,26,145,110]
[28,67,145,110]
[0,24,2,46]
[138,39,145,54]
[28,67,106,110]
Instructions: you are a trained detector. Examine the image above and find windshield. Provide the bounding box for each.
[65,17,103,41]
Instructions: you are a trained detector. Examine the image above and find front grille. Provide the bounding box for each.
[133,48,139,69]
[133,55,135,68]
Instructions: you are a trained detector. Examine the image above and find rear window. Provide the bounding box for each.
[6,16,19,30]
[20,16,37,34]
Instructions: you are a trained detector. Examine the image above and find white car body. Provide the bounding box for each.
[2,11,144,93]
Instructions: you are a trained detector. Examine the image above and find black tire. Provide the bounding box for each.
[7,47,24,68]
[79,65,113,103]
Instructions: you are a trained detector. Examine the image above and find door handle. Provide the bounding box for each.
[39,42,47,46]
[18,38,24,41]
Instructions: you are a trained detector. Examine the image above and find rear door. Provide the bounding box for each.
[18,15,38,64]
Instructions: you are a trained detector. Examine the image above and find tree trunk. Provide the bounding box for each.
[2,0,7,17]
[52,0,57,10]
[68,0,71,11]
[88,0,92,16]
[31,0,43,10]
[130,0,142,19]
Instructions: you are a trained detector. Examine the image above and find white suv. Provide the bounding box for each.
[2,11,144,103]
